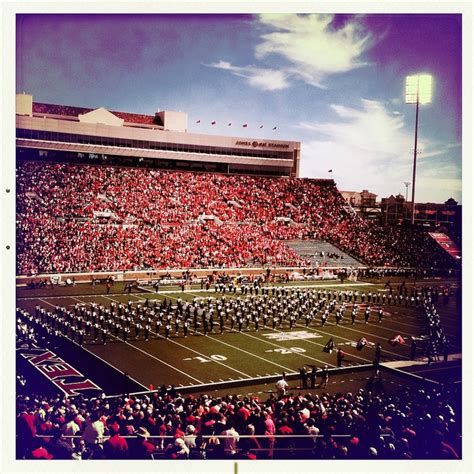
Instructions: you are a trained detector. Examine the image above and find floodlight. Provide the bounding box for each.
[405,74,432,105]
[405,73,433,225]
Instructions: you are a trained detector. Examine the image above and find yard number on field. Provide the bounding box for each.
[183,354,227,363]
[263,330,322,341]
[265,347,306,355]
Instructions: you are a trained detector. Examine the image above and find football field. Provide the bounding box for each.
[16,278,461,396]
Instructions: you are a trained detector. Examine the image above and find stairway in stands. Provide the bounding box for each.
[428,232,461,261]
[286,239,363,267]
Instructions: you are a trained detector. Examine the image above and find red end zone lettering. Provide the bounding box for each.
[53,378,102,396]
[19,344,103,396]
[37,364,83,380]
[21,350,62,365]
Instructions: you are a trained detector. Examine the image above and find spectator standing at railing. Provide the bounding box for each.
[62,412,80,448]
[262,409,276,459]
[104,422,129,459]
[82,410,105,453]
[48,428,74,460]
[237,424,261,459]
[17,404,36,459]
[129,426,155,459]
[221,420,240,458]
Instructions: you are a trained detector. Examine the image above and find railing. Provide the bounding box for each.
[26,432,390,459]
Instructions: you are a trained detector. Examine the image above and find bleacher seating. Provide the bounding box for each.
[286,240,362,267]
[16,380,461,460]
[16,162,455,274]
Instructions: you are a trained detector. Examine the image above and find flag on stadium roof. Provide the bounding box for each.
[356,337,368,351]
[388,334,406,346]
[323,337,335,354]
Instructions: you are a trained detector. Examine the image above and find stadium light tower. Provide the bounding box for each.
[404,181,410,202]
[405,74,433,225]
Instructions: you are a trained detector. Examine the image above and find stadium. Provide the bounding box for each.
[6,10,469,472]
[14,92,463,463]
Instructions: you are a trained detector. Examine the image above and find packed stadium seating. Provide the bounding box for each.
[16,162,454,274]
[16,380,461,460]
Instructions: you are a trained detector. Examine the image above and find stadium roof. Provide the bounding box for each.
[32,102,162,126]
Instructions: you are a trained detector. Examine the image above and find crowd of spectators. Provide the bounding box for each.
[16,380,461,460]
[17,162,455,274]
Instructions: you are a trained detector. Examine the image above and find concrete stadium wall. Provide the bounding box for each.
[16,265,354,286]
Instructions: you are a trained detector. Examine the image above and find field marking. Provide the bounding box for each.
[28,299,149,391]
[83,293,299,379]
[101,295,252,379]
[68,296,204,384]
[193,331,300,372]
[362,319,427,335]
[248,325,374,365]
[67,335,149,391]
[406,365,461,375]
[286,321,410,361]
[210,327,338,368]
[17,281,377,302]
[382,308,460,329]
[38,298,58,308]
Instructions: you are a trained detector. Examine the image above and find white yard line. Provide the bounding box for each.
[70,296,204,384]
[245,325,374,365]
[193,331,301,372]
[101,295,251,379]
[28,298,148,391]
[202,329,336,369]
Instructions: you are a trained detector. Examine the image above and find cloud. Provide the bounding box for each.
[256,14,371,88]
[299,99,411,158]
[207,14,371,91]
[207,60,291,91]
[298,99,461,202]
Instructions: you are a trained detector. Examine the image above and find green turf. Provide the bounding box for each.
[17,278,461,392]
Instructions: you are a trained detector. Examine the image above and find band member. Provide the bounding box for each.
[364,307,370,324]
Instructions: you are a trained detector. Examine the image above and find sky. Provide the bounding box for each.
[16,13,462,203]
